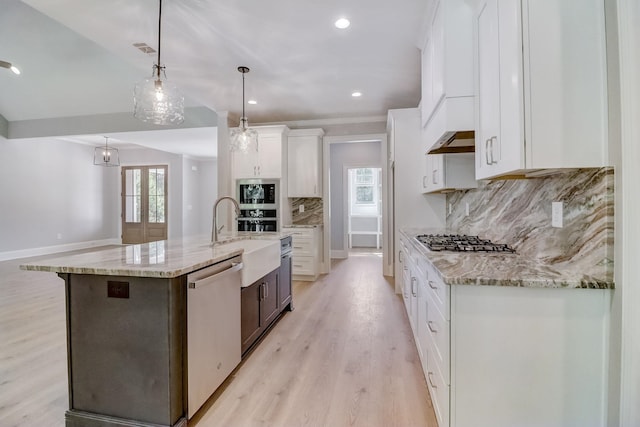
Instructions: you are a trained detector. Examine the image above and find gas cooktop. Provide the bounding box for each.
[415,234,516,253]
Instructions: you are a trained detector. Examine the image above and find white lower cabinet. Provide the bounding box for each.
[400,238,419,341]
[282,227,321,281]
[400,234,610,427]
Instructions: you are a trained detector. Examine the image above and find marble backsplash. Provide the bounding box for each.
[290,198,323,225]
[446,168,614,274]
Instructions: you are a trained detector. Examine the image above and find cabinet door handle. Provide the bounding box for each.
[314,184,317,195]
[428,321,437,333]
[411,277,417,297]
[489,137,496,165]
[485,139,491,165]
[423,175,428,188]
[428,372,437,388]
[491,136,498,164]
[428,280,437,290]
[257,165,261,175]
[399,250,403,263]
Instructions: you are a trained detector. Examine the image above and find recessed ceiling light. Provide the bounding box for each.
[352,91,362,97]
[335,18,350,29]
[248,100,257,105]
[10,65,20,75]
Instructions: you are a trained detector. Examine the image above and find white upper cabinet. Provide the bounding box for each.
[474,0,609,180]
[232,126,288,179]
[423,153,477,194]
[421,0,475,134]
[287,129,324,197]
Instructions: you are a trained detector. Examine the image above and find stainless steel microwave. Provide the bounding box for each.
[236,179,278,208]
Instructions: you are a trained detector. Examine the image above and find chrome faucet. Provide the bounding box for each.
[211,196,241,245]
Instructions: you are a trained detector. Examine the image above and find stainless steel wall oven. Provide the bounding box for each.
[236,179,279,232]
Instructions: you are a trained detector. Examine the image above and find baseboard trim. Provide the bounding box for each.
[65,409,187,427]
[0,238,121,261]
[331,250,348,259]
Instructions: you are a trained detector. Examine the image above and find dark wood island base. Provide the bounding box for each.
[60,273,187,427]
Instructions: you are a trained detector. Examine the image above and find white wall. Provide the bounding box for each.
[0,136,119,253]
[182,157,217,237]
[329,141,381,252]
[0,137,217,259]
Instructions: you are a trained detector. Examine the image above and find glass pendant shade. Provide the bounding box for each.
[133,0,184,125]
[94,137,120,167]
[134,66,184,125]
[229,66,258,153]
[230,117,259,153]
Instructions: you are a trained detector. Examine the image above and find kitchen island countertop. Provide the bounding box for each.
[400,228,614,289]
[20,232,292,279]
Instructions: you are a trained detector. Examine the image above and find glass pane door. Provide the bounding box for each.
[122,165,168,244]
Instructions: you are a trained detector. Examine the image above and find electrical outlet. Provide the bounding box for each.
[299,204,305,213]
[465,203,470,217]
[552,202,563,228]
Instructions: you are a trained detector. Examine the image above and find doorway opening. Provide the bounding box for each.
[347,167,382,256]
[121,165,168,244]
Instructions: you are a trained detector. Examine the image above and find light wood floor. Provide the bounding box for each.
[0,250,437,427]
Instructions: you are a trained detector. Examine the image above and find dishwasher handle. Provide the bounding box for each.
[188,260,243,289]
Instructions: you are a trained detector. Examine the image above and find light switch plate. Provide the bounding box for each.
[552,202,563,228]
[299,204,305,213]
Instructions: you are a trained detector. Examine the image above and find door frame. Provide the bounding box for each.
[323,133,390,276]
[120,164,169,244]
[343,164,382,253]
[618,0,640,423]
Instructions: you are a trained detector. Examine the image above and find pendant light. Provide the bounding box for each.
[229,66,258,153]
[133,0,184,125]
[94,137,120,167]
[0,60,20,75]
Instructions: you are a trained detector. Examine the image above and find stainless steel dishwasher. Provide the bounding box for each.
[186,255,243,419]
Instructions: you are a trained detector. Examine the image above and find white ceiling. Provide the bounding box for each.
[0,0,428,158]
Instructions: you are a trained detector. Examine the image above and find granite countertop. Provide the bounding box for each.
[20,232,291,279]
[283,224,323,228]
[400,228,614,289]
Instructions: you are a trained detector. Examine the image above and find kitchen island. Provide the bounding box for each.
[20,233,292,427]
[399,228,614,427]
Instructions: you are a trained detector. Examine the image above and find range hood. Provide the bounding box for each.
[427,130,475,155]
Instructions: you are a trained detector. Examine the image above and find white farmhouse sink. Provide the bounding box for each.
[218,239,280,287]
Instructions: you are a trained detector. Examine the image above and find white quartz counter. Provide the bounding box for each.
[20,232,291,279]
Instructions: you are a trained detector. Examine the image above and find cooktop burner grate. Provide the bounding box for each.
[415,234,516,253]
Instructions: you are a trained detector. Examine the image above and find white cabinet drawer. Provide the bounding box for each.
[424,260,449,320]
[426,340,450,427]
[426,291,450,382]
[286,229,314,239]
[291,256,315,275]
[284,227,320,280]
[291,238,314,256]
